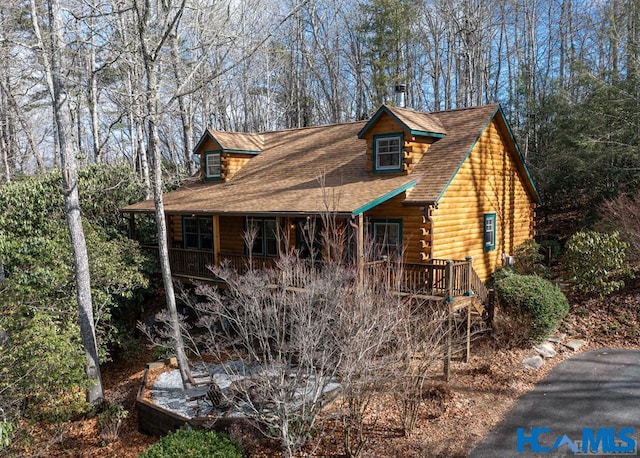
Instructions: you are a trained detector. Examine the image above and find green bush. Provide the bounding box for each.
[0,165,151,423]
[513,240,545,275]
[0,421,14,449]
[540,239,562,264]
[562,230,631,297]
[139,429,243,458]
[495,271,569,344]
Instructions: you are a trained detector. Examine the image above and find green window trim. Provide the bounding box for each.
[183,215,214,250]
[369,218,403,259]
[204,151,222,180]
[484,213,496,251]
[373,133,403,173]
[245,217,278,257]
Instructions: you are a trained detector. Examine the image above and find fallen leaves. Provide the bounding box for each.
[9,276,640,457]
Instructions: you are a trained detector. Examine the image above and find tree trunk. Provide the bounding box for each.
[170,33,195,175]
[88,17,101,163]
[133,0,193,388]
[146,61,194,388]
[47,0,103,405]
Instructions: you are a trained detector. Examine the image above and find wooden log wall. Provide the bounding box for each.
[364,193,431,264]
[218,215,245,255]
[432,119,536,281]
[169,214,182,246]
[221,153,253,180]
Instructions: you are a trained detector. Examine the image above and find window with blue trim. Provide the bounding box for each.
[484,213,496,251]
[204,151,221,179]
[246,217,278,256]
[183,216,213,250]
[370,219,402,258]
[374,134,402,172]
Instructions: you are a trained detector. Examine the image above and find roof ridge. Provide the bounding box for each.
[429,103,499,116]
[208,120,367,136]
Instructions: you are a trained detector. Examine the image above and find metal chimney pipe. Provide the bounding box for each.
[394,84,406,108]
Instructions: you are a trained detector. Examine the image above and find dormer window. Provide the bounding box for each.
[374,134,403,173]
[204,151,221,180]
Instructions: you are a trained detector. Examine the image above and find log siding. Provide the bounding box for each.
[431,119,536,281]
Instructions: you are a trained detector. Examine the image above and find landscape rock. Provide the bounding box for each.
[523,355,544,370]
[564,339,587,351]
[534,342,557,358]
[547,333,566,344]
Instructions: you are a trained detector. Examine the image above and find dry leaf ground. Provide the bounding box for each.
[8,275,640,457]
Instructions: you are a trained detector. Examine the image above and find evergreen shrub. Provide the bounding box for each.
[563,230,630,297]
[495,271,569,344]
[139,429,243,458]
[513,240,545,276]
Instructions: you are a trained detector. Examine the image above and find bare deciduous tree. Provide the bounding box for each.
[46,0,104,404]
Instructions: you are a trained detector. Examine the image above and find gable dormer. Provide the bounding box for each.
[358,105,446,175]
[193,130,263,182]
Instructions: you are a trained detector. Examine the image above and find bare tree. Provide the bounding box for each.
[130,0,195,387]
[45,0,103,404]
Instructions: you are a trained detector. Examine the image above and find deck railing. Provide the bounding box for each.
[367,258,473,299]
[218,252,278,273]
[162,248,481,302]
[168,248,214,278]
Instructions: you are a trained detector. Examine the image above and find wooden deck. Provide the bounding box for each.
[161,248,489,307]
[147,246,491,380]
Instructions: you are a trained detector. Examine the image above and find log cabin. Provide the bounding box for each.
[122,104,540,308]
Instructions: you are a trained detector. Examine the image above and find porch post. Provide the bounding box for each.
[357,213,364,287]
[213,215,220,267]
[465,256,473,296]
[445,259,454,303]
[127,212,136,240]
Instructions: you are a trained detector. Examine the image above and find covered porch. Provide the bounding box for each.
[162,246,487,305]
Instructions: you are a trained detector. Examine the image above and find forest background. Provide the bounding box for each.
[1,0,640,454]
[1,0,639,217]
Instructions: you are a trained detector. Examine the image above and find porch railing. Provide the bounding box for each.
[168,248,214,278]
[218,252,278,273]
[162,248,482,303]
[366,258,473,299]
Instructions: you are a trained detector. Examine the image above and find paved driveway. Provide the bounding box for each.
[469,348,640,457]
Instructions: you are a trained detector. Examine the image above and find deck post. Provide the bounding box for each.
[465,256,473,296]
[445,260,454,303]
[127,212,136,240]
[357,213,364,287]
[213,215,220,268]
[466,299,471,363]
[444,307,452,381]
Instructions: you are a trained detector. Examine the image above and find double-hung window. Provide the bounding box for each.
[374,134,402,172]
[204,151,221,180]
[183,216,213,250]
[371,219,402,258]
[246,217,278,256]
[483,213,496,251]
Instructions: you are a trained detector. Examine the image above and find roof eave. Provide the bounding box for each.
[193,130,216,154]
[409,129,446,139]
[220,149,261,155]
[352,180,417,216]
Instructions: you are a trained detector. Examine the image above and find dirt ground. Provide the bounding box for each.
[9,276,640,457]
